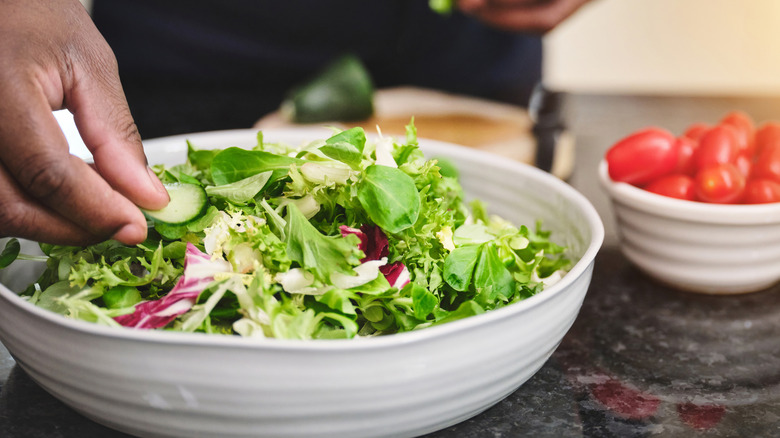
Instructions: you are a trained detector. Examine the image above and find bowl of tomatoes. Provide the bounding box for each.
[599,111,780,294]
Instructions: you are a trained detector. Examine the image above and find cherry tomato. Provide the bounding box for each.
[751,143,780,184]
[674,136,698,175]
[644,174,695,200]
[694,125,740,170]
[683,123,710,141]
[694,163,746,204]
[735,153,752,178]
[720,111,754,152]
[606,128,677,185]
[754,122,780,157]
[742,179,780,204]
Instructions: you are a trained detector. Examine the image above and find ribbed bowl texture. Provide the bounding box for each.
[599,160,780,294]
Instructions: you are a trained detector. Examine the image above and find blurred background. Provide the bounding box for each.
[544,0,780,96]
[77,0,780,97]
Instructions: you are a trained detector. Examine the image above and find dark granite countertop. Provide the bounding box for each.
[2,94,780,437]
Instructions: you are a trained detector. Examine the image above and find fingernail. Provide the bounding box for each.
[147,167,169,199]
[112,222,146,244]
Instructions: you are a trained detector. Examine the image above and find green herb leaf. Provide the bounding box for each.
[411,283,438,320]
[433,301,484,326]
[187,140,220,170]
[326,127,366,153]
[443,244,481,292]
[205,171,272,204]
[102,285,142,309]
[319,142,363,169]
[210,147,304,185]
[357,165,420,233]
[285,203,362,283]
[474,243,515,306]
[0,238,20,269]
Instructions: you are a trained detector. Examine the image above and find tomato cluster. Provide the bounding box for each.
[605,111,780,204]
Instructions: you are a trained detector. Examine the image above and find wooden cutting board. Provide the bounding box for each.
[255,86,573,178]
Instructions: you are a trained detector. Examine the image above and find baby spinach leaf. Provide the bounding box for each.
[327,127,366,153]
[210,147,304,185]
[357,165,420,234]
[319,142,362,169]
[433,301,484,326]
[410,283,438,320]
[0,238,20,269]
[187,140,220,170]
[205,171,272,204]
[319,127,367,169]
[443,244,481,292]
[474,243,515,306]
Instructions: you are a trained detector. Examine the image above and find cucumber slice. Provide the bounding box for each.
[142,183,208,225]
[282,54,374,124]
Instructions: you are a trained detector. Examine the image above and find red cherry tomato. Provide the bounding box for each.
[645,174,695,200]
[694,163,746,204]
[695,125,740,170]
[754,122,780,158]
[720,111,754,152]
[674,136,698,175]
[742,179,780,204]
[683,123,710,141]
[752,143,780,184]
[735,153,752,178]
[606,128,677,185]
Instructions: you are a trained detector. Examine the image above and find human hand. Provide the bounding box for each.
[458,0,592,33]
[0,0,169,246]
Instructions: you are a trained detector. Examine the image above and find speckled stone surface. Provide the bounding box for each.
[2,94,780,437]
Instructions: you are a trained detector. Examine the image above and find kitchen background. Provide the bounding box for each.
[78,0,780,97]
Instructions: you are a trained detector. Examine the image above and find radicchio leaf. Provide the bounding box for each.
[339,225,410,289]
[114,243,231,329]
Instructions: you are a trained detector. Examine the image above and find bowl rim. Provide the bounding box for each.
[0,129,604,351]
[598,159,780,224]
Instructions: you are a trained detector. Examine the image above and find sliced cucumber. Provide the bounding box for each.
[142,183,208,225]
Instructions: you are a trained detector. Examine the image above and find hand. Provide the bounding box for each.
[0,0,169,246]
[458,0,592,34]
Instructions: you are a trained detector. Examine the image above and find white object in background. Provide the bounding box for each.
[54,109,92,161]
[544,0,780,96]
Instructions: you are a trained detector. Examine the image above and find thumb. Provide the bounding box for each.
[65,40,169,211]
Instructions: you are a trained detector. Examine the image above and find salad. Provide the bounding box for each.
[2,124,569,339]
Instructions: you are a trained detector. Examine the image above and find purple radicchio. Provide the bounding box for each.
[114,243,231,329]
[339,225,410,289]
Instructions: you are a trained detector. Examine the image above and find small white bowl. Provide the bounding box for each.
[0,130,604,438]
[599,160,780,294]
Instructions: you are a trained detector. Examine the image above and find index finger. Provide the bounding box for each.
[0,73,149,244]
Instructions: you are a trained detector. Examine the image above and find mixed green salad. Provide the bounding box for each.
[2,124,570,339]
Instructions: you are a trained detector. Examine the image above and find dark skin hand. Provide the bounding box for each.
[0,0,169,246]
[459,0,593,34]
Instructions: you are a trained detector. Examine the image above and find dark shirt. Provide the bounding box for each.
[92,0,542,138]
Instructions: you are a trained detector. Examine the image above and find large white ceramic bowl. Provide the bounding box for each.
[599,160,780,294]
[0,129,603,438]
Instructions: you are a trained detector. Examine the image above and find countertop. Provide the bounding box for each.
[2,94,780,437]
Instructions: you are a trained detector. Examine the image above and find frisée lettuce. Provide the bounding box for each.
[7,124,570,339]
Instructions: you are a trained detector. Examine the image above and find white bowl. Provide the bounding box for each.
[599,160,780,294]
[0,129,603,438]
